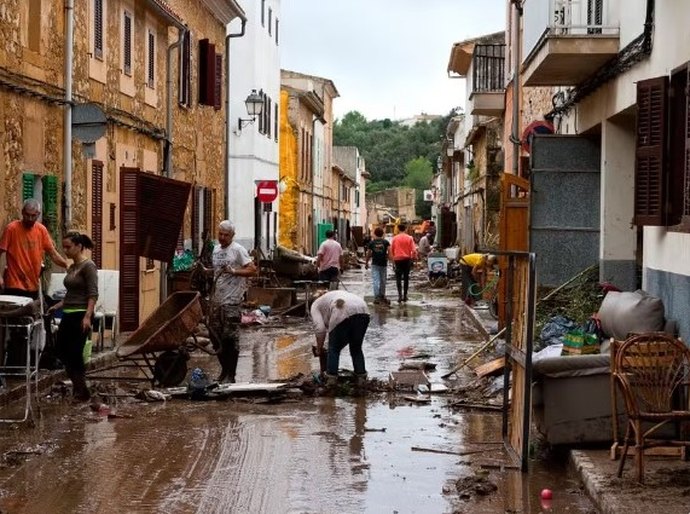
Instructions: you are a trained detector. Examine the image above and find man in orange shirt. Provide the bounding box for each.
[389,223,417,303]
[0,199,68,299]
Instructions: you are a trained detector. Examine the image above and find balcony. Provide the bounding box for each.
[469,44,506,116]
[522,0,620,86]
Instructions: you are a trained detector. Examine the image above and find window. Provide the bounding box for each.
[275,19,279,45]
[261,0,265,26]
[94,0,104,60]
[22,173,59,244]
[27,0,41,52]
[147,30,155,88]
[191,186,215,254]
[178,30,191,106]
[266,97,272,139]
[634,68,690,230]
[123,11,132,76]
[258,90,265,133]
[274,103,278,142]
[91,160,103,268]
[268,8,273,35]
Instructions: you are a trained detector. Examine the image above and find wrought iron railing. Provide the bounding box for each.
[472,44,506,93]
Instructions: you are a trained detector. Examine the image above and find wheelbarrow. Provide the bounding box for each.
[89,291,211,387]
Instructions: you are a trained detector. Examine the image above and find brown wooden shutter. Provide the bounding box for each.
[91,160,103,268]
[119,167,140,332]
[123,11,132,75]
[179,30,191,106]
[203,187,213,238]
[94,0,103,59]
[137,173,192,262]
[634,76,668,226]
[191,186,200,253]
[214,54,223,110]
[198,39,216,106]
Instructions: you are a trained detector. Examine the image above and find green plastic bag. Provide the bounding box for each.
[83,338,93,364]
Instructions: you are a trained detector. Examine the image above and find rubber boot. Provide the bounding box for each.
[217,344,239,383]
[71,373,91,402]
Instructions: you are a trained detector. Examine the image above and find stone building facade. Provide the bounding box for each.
[0,0,244,327]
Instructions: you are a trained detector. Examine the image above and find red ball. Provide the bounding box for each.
[540,488,553,500]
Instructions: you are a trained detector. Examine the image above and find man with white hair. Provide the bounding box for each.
[0,198,68,299]
[209,220,256,382]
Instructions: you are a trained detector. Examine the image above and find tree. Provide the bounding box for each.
[404,157,434,219]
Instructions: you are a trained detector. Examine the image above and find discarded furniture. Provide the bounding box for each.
[532,353,625,445]
[612,333,690,483]
[0,295,43,423]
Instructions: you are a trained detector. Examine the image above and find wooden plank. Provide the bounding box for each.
[474,357,505,378]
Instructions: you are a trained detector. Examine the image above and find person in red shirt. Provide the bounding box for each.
[0,199,68,299]
[389,223,417,303]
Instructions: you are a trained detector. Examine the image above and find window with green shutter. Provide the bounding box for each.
[22,173,35,201]
[42,175,59,242]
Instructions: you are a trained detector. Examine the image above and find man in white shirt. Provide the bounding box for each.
[209,220,256,383]
[310,290,370,387]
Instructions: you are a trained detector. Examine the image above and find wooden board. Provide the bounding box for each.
[474,357,505,378]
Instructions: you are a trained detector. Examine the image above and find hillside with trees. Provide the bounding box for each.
[333,110,457,218]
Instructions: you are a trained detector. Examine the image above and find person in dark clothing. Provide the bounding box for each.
[364,227,390,304]
[48,232,98,402]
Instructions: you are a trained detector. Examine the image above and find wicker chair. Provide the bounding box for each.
[613,333,690,483]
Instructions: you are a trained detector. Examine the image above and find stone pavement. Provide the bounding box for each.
[468,303,690,514]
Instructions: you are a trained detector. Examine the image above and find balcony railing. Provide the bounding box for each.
[472,44,506,93]
[523,0,619,63]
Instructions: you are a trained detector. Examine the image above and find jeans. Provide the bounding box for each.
[371,264,387,298]
[393,259,412,299]
[209,303,241,381]
[327,313,370,375]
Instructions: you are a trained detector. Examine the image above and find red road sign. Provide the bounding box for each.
[256,180,278,203]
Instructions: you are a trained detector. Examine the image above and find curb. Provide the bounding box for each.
[569,450,616,514]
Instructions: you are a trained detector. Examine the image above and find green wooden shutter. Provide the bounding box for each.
[42,175,59,242]
[22,173,35,201]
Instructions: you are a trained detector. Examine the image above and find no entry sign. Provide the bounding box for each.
[256,180,278,203]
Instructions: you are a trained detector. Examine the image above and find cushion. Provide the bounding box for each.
[597,290,665,341]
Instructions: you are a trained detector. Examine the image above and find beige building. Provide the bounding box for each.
[0,0,245,330]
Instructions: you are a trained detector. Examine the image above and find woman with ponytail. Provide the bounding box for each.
[48,231,98,402]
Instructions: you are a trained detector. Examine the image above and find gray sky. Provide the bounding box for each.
[280,0,506,121]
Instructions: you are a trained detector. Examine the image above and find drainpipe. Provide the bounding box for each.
[63,0,74,230]
[509,1,523,175]
[163,27,186,178]
[225,18,247,219]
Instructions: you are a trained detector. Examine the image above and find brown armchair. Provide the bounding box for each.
[612,333,690,483]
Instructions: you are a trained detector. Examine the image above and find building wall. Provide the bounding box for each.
[278,89,298,249]
[228,0,281,252]
[1,0,236,323]
[551,1,690,339]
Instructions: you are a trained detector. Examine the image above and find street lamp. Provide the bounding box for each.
[236,89,264,134]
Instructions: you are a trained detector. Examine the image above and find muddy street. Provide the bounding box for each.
[0,270,596,513]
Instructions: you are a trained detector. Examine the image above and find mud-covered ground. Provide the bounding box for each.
[0,268,597,513]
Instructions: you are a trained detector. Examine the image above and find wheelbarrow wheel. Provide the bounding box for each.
[153,350,189,387]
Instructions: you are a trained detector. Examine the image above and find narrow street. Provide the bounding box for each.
[0,269,595,513]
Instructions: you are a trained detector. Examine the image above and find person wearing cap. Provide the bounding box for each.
[310,290,370,388]
[459,252,497,305]
[0,198,68,299]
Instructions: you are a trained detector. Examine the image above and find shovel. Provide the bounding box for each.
[312,345,327,374]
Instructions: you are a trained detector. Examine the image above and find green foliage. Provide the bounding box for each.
[334,110,457,190]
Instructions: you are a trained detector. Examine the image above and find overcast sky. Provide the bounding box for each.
[280,0,506,122]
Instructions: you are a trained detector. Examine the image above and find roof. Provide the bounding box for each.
[199,0,246,25]
[447,31,505,76]
[146,0,185,29]
[281,69,340,99]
